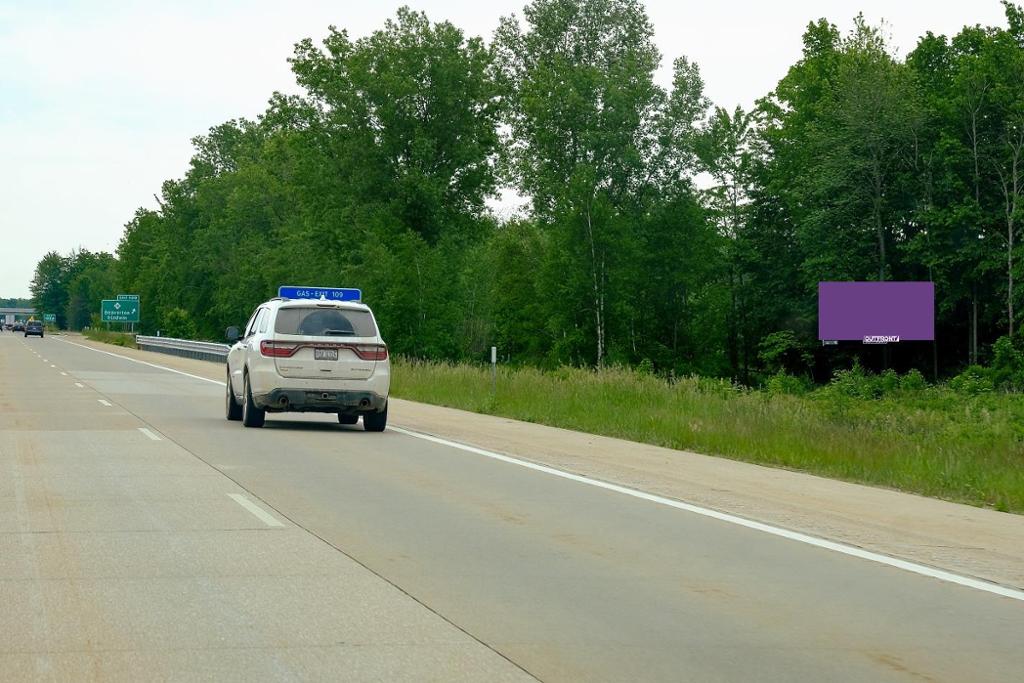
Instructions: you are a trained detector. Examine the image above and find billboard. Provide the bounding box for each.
[818,282,934,343]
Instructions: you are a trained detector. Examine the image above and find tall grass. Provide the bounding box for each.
[391,358,1024,513]
[82,329,137,347]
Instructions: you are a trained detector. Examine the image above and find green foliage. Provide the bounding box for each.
[988,336,1024,390]
[392,358,1024,512]
[83,328,136,348]
[826,361,881,399]
[757,331,811,375]
[30,249,118,330]
[900,368,928,392]
[949,366,995,395]
[160,308,198,340]
[765,371,811,396]
[27,3,1024,388]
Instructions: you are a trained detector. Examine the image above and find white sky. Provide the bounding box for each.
[0,0,1010,297]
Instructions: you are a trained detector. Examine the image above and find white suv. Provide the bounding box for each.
[225,297,390,431]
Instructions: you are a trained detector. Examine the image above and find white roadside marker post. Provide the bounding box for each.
[491,346,497,397]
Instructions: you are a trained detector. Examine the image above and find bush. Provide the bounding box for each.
[160,308,198,340]
[949,365,994,395]
[878,368,900,396]
[900,368,928,392]
[828,361,879,399]
[765,371,810,396]
[757,330,812,375]
[990,336,1024,391]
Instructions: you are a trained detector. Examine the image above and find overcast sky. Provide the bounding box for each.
[0,0,1010,297]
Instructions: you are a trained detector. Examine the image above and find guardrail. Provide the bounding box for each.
[135,335,230,363]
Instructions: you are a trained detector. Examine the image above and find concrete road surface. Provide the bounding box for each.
[2,333,1023,682]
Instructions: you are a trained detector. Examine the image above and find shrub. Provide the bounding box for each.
[878,368,900,396]
[990,336,1024,391]
[160,307,198,340]
[828,361,879,399]
[758,330,812,375]
[899,368,928,392]
[765,371,810,396]
[949,365,994,395]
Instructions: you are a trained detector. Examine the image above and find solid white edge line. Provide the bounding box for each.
[53,336,223,386]
[51,335,1024,603]
[138,427,161,441]
[388,425,1024,603]
[228,493,285,528]
[97,399,112,407]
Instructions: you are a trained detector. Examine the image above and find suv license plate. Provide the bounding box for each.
[314,348,339,361]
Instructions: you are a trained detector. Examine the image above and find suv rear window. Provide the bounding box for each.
[274,307,377,337]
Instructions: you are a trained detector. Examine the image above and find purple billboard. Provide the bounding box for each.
[818,282,934,342]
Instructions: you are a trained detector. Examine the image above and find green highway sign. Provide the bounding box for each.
[100,299,140,323]
[117,294,140,301]
[43,313,56,323]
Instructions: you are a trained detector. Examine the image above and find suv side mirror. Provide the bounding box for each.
[226,326,240,343]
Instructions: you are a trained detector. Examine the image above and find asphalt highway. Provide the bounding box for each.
[3,333,1022,682]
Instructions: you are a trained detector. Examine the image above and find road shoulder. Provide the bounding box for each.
[62,334,1024,590]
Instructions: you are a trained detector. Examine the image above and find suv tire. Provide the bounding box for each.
[226,370,242,421]
[363,404,387,432]
[242,373,265,428]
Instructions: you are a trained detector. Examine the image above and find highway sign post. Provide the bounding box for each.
[101,299,140,324]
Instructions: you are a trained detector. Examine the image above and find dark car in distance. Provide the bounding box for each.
[24,321,44,338]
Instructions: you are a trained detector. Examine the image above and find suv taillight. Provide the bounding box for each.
[352,344,388,361]
[260,340,299,357]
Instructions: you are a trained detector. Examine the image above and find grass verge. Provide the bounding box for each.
[391,358,1024,514]
[81,329,137,348]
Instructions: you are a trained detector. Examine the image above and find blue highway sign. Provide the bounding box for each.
[278,286,362,302]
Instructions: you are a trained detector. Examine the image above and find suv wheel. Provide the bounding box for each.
[363,404,387,432]
[225,369,242,421]
[241,373,265,428]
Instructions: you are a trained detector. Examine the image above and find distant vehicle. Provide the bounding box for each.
[225,295,390,431]
[12,322,25,332]
[24,321,44,338]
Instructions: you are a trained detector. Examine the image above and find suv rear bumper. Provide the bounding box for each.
[255,388,387,414]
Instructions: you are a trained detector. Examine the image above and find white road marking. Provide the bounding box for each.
[228,494,285,528]
[55,337,222,385]
[50,364,57,368]
[52,335,1024,603]
[388,426,1024,604]
[60,372,67,376]
[74,382,84,388]
[97,399,112,407]
[138,427,161,441]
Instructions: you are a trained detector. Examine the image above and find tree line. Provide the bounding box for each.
[29,0,1024,383]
